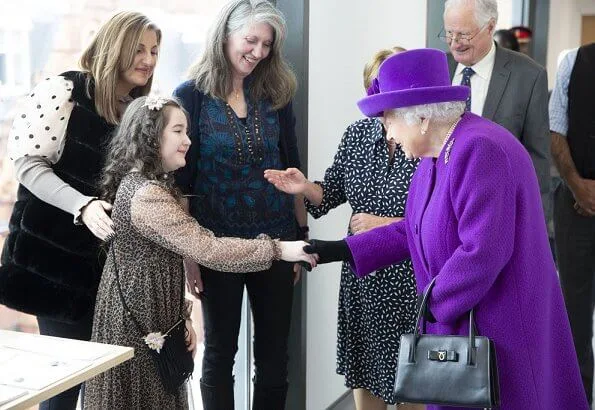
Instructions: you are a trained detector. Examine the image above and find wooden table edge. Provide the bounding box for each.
[0,347,134,410]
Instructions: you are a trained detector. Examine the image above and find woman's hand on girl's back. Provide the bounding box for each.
[81,199,115,240]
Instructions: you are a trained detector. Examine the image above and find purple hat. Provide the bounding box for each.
[358,48,470,117]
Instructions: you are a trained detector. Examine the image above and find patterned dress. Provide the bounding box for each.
[306,118,418,404]
[84,173,280,409]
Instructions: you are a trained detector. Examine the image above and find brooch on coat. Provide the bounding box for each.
[444,138,455,164]
[443,117,462,165]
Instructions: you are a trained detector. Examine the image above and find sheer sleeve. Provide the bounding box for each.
[130,182,279,273]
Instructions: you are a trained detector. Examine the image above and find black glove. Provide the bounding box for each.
[303,239,353,264]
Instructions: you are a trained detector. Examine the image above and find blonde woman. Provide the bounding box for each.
[173,1,305,408]
[265,48,424,410]
[0,11,160,409]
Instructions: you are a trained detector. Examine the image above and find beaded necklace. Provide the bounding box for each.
[224,100,264,165]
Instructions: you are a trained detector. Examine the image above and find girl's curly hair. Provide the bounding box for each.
[101,96,189,203]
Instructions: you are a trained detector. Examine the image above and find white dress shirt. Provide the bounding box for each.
[452,42,496,115]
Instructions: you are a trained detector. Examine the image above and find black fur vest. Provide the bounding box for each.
[0,71,115,323]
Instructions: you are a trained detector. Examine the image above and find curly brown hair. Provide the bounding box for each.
[101,96,189,203]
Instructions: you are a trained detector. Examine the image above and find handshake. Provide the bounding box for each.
[278,239,352,270]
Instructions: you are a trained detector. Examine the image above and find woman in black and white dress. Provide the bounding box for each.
[265,48,421,410]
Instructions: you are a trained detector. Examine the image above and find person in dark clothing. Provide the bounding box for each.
[1,11,161,410]
[549,43,595,404]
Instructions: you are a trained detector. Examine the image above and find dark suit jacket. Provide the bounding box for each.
[448,45,551,212]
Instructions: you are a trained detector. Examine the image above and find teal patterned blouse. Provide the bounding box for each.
[189,93,295,239]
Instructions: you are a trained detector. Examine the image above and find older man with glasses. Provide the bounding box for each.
[442,0,551,220]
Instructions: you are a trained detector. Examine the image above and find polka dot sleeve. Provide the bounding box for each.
[7,76,75,162]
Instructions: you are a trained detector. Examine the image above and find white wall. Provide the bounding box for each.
[547,0,595,88]
[496,0,514,30]
[306,2,427,408]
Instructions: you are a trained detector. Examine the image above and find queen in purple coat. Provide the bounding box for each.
[304,49,588,409]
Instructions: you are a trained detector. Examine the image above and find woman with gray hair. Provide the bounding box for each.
[301,49,588,409]
[172,1,305,408]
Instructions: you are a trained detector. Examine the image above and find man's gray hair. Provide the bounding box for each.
[444,0,498,27]
[387,101,466,126]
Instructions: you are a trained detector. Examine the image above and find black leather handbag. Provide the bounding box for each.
[111,241,194,394]
[393,277,500,408]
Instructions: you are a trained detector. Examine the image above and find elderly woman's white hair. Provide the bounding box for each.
[387,101,466,126]
[444,0,498,27]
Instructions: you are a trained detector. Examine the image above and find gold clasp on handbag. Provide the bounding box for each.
[428,350,458,362]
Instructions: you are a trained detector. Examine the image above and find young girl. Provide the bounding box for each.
[83,96,314,409]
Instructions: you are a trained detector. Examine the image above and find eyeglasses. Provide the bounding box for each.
[438,23,489,45]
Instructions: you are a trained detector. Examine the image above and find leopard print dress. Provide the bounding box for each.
[84,173,280,409]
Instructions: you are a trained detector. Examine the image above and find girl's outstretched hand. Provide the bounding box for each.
[278,241,318,268]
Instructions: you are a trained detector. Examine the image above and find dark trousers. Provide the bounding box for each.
[554,183,595,404]
[37,313,93,410]
[200,260,294,410]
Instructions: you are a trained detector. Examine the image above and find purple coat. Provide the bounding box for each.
[346,113,587,410]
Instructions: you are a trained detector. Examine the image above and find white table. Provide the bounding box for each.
[0,329,133,410]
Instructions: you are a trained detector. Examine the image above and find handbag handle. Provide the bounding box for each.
[409,276,478,366]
